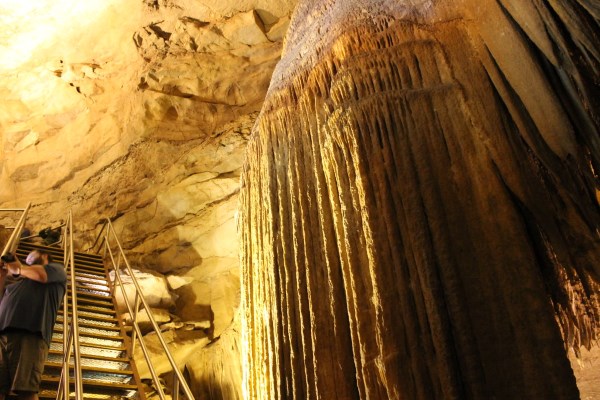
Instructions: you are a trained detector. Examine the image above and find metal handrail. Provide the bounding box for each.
[84,220,109,254]
[0,203,31,257]
[101,219,195,400]
[55,210,83,400]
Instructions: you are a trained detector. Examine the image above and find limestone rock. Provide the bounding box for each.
[186,313,243,400]
[121,307,172,335]
[134,329,210,380]
[175,257,240,337]
[111,268,175,313]
[240,0,600,399]
[166,274,193,290]
[265,16,290,42]
[0,0,297,398]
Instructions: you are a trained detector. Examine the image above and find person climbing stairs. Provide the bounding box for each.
[15,242,142,400]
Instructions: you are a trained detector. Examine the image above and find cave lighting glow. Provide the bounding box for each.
[0,0,111,70]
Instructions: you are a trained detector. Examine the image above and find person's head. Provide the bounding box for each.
[25,250,52,266]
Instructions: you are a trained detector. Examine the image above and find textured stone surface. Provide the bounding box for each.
[111,268,175,311]
[187,312,243,400]
[570,346,600,400]
[1,0,599,399]
[240,0,600,398]
[0,0,296,398]
[134,329,210,380]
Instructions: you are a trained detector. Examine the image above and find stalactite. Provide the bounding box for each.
[240,0,600,398]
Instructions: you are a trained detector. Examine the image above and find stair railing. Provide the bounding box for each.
[101,219,195,400]
[56,210,84,400]
[84,220,108,255]
[0,203,31,258]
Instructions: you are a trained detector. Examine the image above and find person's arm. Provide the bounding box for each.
[5,258,48,283]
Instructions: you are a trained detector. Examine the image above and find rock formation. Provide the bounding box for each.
[240,0,600,398]
[0,0,296,398]
[1,0,599,398]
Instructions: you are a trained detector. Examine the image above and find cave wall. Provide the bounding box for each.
[0,0,297,398]
[240,0,600,398]
[1,0,599,398]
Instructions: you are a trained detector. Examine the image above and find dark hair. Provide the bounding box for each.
[36,249,53,263]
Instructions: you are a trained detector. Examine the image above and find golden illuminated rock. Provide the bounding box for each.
[240,0,600,398]
[0,1,297,399]
[1,0,599,398]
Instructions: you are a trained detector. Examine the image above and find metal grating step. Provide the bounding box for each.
[46,353,130,371]
[71,271,109,282]
[39,388,138,400]
[50,342,126,358]
[16,243,103,261]
[52,333,124,348]
[70,287,112,298]
[67,268,106,277]
[55,323,121,337]
[72,275,110,287]
[58,316,118,329]
[42,364,133,384]
[67,282,111,297]
[44,362,133,380]
[59,305,116,317]
[67,295,113,307]
[42,374,137,388]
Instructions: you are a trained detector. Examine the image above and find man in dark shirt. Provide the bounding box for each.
[0,250,67,400]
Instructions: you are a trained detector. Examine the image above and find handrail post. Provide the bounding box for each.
[173,370,180,400]
[131,293,140,356]
[102,218,196,400]
[66,210,83,400]
[107,248,167,400]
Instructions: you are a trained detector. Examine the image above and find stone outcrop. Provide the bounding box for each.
[240,0,600,398]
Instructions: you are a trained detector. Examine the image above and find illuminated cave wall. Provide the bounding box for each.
[0,1,297,399]
[0,0,598,398]
[240,0,600,398]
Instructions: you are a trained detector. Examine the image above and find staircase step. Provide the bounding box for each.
[69,286,112,298]
[50,342,127,358]
[67,264,106,274]
[48,348,130,364]
[68,280,110,292]
[55,322,121,335]
[58,305,119,324]
[39,388,138,400]
[69,290,112,300]
[69,271,108,281]
[16,242,65,255]
[41,374,138,389]
[67,295,113,307]
[47,353,131,372]
[52,333,124,348]
[70,275,110,286]
[55,322,122,337]
[44,361,134,378]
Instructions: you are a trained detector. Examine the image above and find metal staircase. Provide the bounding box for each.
[1,205,196,400]
[16,242,142,400]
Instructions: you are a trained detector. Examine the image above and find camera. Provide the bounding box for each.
[1,253,15,263]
